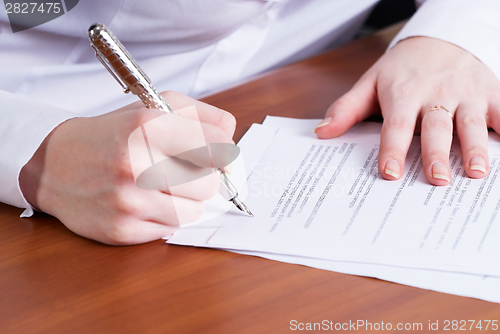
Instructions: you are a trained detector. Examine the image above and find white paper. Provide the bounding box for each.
[168,123,277,239]
[168,117,500,303]
[208,121,500,276]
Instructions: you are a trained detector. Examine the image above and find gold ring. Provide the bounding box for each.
[427,105,453,120]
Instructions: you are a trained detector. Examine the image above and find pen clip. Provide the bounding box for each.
[92,46,130,94]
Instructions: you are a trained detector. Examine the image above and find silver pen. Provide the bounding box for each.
[88,23,253,217]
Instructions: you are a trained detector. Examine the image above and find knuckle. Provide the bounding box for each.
[431,84,448,97]
[331,95,356,112]
[458,114,485,128]
[396,81,416,98]
[113,155,135,182]
[383,117,414,131]
[102,148,135,185]
[104,220,136,245]
[110,188,140,216]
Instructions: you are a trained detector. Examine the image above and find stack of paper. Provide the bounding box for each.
[168,116,500,303]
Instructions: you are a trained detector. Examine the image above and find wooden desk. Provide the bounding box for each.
[1,24,499,334]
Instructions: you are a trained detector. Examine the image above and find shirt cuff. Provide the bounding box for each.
[389,0,500,81]
[0,91,78,217]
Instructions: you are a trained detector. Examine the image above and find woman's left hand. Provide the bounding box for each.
[315,36,500,186]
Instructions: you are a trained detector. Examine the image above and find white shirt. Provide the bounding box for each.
[1,0,500,216]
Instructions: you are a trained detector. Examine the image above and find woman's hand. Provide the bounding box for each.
[20,91,236,245]
[315,36,500,186]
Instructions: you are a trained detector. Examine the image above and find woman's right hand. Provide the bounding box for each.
[20,91,236,245]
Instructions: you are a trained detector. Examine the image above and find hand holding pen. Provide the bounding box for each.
[88,24,253,216]
[20,28,247,246]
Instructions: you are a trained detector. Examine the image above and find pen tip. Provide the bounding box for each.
[232,197,254,217]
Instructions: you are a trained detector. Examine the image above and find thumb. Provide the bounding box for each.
[315,71,379,139]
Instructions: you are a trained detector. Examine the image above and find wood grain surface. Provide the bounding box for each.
[1,23,499,334]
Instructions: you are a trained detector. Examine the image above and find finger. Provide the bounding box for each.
[156,105,238,168]
[377,99,420,180]
[455,102,489,178]
[134,188,207,225]
[315,71,379,138]
[135,162,221,200]
[140,113,234,163]
[80,187,184,244]
[128,114,235,192]
[420,105,455,185]
[97,220,179,245]
[95,188,208,245]
[161,91,236,137]
[486,100,500,135]
[119,221,179,245]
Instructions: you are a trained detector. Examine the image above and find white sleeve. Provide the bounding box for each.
[389,0,500,81]
[0,91,77,217]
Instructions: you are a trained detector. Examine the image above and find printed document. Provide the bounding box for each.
[207,121,500,277]
[168,118,500,303]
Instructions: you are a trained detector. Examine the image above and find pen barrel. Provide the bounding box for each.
[137,87,173,113]
[89,24,250,215]
[218,169,238,201]
[88,24,174,114]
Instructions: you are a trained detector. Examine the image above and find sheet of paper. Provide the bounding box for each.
[208,120,500,277]
[167,123,278,243]
[168,117,500,303]
[238,249,500,303]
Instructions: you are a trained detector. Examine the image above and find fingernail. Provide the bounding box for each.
[432,162,451,182]
[469,156,486,173]
[224,163,233,175]
[384,159,401,178]
[314,117,332,133]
